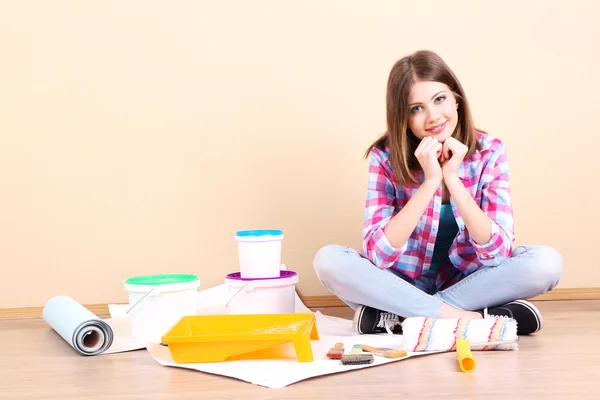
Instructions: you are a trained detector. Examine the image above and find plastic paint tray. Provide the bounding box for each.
[161,313,320,363]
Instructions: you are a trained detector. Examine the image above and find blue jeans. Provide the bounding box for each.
[313,245,563,317]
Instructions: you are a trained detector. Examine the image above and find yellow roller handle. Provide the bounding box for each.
[456,339,476,373]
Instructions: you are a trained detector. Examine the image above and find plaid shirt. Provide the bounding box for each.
[361,132,515,290]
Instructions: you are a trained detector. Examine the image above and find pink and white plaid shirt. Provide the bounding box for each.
[361,132,515,290]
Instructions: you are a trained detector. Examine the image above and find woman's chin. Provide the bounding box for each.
[436,132,452,142]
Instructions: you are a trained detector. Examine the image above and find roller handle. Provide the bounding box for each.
[456,339,476,373]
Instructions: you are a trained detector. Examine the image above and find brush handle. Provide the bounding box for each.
[358,344,377,352]
[381,349,408,359]
[359,344,407,359]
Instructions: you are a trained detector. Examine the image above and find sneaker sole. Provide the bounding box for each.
[352,305,367,334]
[509,299,544,334]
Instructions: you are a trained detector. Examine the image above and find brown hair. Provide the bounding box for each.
[365,50,482,185]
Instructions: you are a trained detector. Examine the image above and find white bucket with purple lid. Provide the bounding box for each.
[235,229,284,278]
[224,270,298,315]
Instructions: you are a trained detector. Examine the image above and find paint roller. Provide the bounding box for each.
[401,316,519,353]
[401,316,519,373]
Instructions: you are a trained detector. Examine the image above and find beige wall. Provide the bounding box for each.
[0,1,597,308]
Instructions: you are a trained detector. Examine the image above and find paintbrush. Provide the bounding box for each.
[359,344,408,359]
[326,342,344,360]
[340,345,374,365]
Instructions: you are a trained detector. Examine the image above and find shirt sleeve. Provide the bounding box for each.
[361,150,407,269]
[469,141,515,266]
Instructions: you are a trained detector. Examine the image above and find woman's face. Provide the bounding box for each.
[406,80,459,143]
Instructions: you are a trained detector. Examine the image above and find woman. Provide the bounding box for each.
[313,50,562,336]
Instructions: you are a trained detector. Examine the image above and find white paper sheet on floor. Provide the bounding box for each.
[44,285,433,388]
[106,284,435,389]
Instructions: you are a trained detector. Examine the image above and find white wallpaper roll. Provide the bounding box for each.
[43,295,114,355]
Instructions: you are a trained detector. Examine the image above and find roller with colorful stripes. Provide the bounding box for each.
[401,316,519,352]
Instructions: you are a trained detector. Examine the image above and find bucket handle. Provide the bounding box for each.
[225,284,249,308]
[125,288,156,314]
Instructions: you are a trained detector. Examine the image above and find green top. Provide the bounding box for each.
[125,274,199,286]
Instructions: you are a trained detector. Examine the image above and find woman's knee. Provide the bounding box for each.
[519,245,563,290]
[313,244,359,281]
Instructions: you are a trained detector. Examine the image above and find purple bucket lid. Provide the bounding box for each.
[225,270,297,281]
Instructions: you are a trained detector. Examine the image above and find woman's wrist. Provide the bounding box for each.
[443,174,462,189]
[422,177,442,190]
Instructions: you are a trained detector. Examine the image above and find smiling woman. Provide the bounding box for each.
[368,50,481,186]
[313,50,564,337]
[408,82,458,140]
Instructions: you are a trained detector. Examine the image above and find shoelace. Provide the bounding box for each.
[376,312,401,335]
[482,307,512,319]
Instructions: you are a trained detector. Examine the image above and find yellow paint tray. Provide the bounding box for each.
[161,313,320,363]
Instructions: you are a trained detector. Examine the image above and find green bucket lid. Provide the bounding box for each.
[124,274,199,286]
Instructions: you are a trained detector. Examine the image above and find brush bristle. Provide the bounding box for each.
[341,353,374,365]
[326,349,344,360]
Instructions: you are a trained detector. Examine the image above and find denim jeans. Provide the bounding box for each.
[313,244,563,318]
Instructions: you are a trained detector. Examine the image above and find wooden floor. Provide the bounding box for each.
[1,300,598,399]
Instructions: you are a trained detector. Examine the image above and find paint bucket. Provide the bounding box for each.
[224,270,298,314]
[235,229,284,278]
[124,274,200,342]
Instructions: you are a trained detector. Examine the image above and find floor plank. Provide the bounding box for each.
[1,300,598,399]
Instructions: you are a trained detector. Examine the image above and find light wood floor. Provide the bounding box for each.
[1,300,598,399]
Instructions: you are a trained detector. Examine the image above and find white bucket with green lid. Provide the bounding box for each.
[124,274,200,342]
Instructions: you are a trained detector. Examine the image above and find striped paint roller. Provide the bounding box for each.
[401,316,519,352]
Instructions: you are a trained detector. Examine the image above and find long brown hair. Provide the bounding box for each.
[365,50,482,185]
